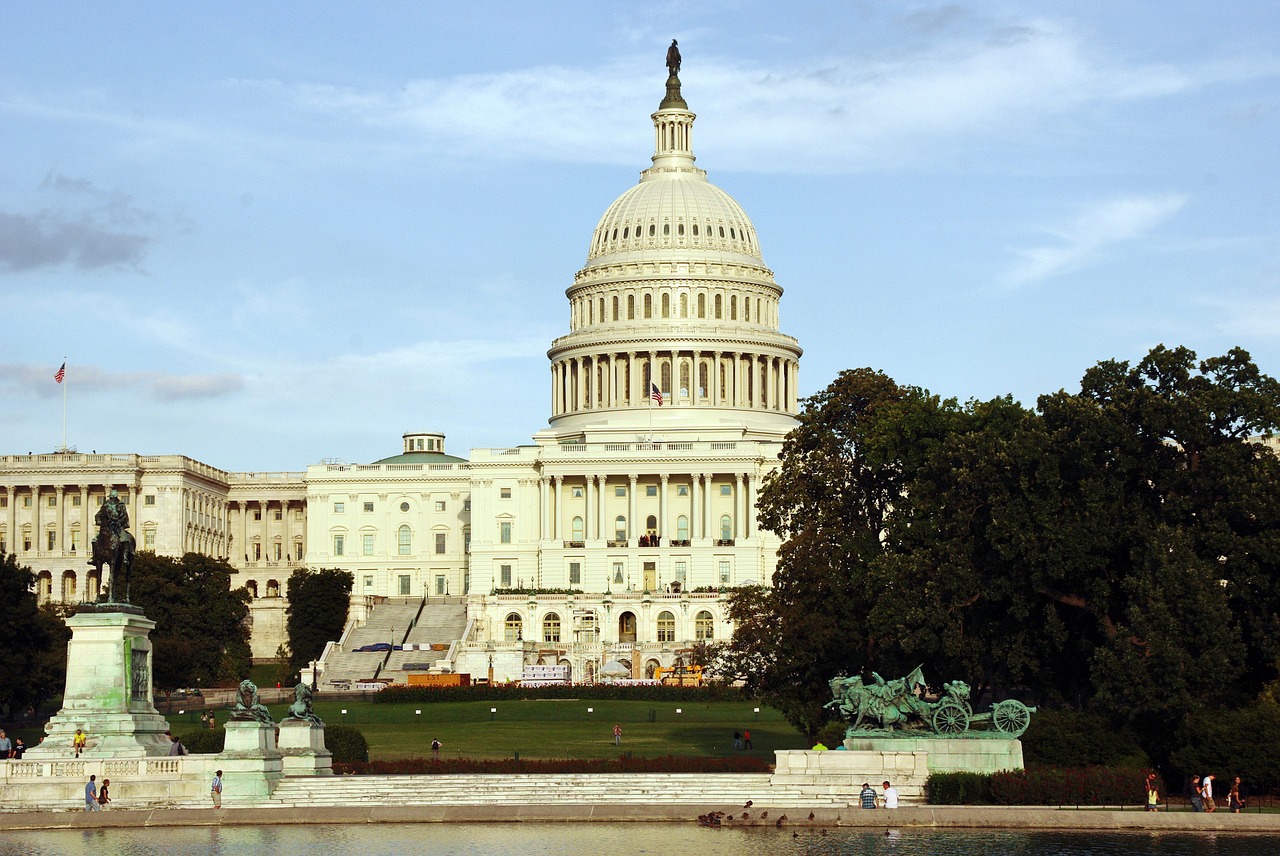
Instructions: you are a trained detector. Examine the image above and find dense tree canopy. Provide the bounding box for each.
[0,554,64,715]
[286,567,353,678]
[129,551,252,692]
[729,347,1280,751]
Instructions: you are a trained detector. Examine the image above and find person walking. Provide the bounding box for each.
[97,778,111,810]
[882,780,899,809]
[733,730,743,750]
[859,782,878,809]
[613,724,622,746]
[742,729,752,749]
[1202,773,1217,812]
[84,775,100,811]
[1189,775,1204,812]
[211,770,224,808]
[1229,777,1245,813]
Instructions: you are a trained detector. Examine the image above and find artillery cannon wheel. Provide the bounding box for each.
[932,699,970,734]
[992,700,1032,737]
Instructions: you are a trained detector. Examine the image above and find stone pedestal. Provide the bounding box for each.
[26,607,172,759]
[217,720,284,800]
[278,720,334,776]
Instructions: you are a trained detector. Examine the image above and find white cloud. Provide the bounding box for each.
[1006,193,1188,286]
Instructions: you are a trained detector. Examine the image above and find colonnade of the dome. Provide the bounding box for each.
[569,282,781,330]
[550,350,799,417]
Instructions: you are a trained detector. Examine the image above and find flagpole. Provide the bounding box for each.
[62,357,68,452]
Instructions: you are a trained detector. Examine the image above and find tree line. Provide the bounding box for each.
[720,345,1280,769]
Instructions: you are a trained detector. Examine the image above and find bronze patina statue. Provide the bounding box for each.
[89,488,135,603]
[229,679,274,725]
[283,681,324,726]
[666,39,681,76]
[826,667,1034,738]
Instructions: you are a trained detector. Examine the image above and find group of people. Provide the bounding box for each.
[1189,773,1246,813]
[732,730,753,750]
[859,781,900,809]
[0,730,26,759]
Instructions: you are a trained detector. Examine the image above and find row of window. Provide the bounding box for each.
[593,218,755,253]
[565,483,733,499]
[574,291,773,328]
[332,499,456,514]
[562,513,734,542]
[0,527,161,553]
[332,527,469,557]
[503,610,716,643]
[497,560,733,588]
[363,573,455,597]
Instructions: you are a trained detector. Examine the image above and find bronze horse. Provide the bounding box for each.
[89,525,134,603]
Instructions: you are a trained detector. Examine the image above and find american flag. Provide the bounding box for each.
[650,382,663,406]
[54,362,66,384]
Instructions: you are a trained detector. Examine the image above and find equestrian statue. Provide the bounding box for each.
[89,488,135,603]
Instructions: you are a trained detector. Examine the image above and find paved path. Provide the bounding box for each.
[1,805,1278,832]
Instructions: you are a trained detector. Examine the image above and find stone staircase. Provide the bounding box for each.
[251,773,857,809]
[319,599,470,689]
[382,602,468,675]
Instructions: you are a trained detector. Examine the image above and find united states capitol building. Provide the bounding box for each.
[0,62,803,687]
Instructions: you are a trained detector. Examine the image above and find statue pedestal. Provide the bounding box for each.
[217,720,283,800]
[26,609,172,759]
[278,720,333,776]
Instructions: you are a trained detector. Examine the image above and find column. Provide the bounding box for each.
[550,364,558,416]
[746,473,756,538]
[55,486,66,554]
[648,350,658,398]
[659,474,669,542]
[587,475,597,540]
[598,474,608,541]
[692,474,702,540]
[5,486,15,554]
[32,486,41,556]
[627,352,637,406]
[551,476,561,541]
[628,475,638,543]
[712,352,722,406]
[608,354,617,407]
[539,477,550,540]
[78,485,89,553]
[240,499,249,563]
[736,473,746,540]
[282,500,292,563]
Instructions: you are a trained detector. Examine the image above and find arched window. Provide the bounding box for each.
[619,611,637,643]
[730,295,737,320]
[398,525,412,556]
[744,299,750,322]
[699,362,708,397]
[543,612,561,643]
[505,613,523,642]
[612,296,619,321]
[679,362,690,395]
[627,295,635,319]
[661,361,672,394]
[677,223,685,237]
[692,223,699,237]
[680,293,688,317]
[646,514,658,535]
[661,293,670,318]
[266,579,281,597]
[61,571,77,602]
[720,515,733,541]
[644,294,652,318]
[615,515,627,540]
[676,515,689,541]
[246,580,259,598]
[571,516,584,542]
[714,295,722,319]
[657,611,676,643]
[599,297,605,323]
[697,293,706,318]
[695,610,715,640]
[645,659,660,678]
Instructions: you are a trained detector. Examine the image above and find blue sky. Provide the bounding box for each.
[2,2,1278,471]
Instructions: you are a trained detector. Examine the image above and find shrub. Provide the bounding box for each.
[815,721,847,749]
[325,724,369,764]
[1021,708,1149,768]
[926,771,994,805]
[177,729,224,754]
[333,754,772,775]
[1169,702,1280,791]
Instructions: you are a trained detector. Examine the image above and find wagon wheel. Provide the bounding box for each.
[931,700,970,734]
[992,700,1032,738]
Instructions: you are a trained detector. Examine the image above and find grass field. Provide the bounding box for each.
[166,698,808,761]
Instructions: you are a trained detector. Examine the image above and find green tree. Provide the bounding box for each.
[286,567,353,676]
[0,554,58,715]
[128,552,251,694]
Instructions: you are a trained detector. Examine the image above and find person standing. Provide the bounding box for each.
[1145,772,1159,812]
[882,780,900,809]
[742,729,752,749]
[613,724,622,746]
[84,775,100,811]
[733,731,742,750]
[211,770,223,808]
[1189,775,1204,812]
[97,778,111,810]
[1229,777,1245,813]
[431,738,442,760]
[73,727,87,758]
[1202,773,1217,812]
[0,730,11,758]
[12,738,25,759]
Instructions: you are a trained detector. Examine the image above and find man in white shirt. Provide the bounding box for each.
[1202,773,1216,812]
[882,780,900,809]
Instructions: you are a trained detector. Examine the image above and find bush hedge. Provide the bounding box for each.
[1021,709,1149,768]
[334,754,772,775]
[928,766,1158,806]
[177,729,225,754]
[1169,703,1280,791]
[373,684,743,704]
[325,724,369,764]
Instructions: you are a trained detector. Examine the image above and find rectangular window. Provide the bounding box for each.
[334,535,345,556]
[254,509,262,520]
[363,575,374,591]
[274,509,283,520]
[71,530,80,551]
[500,564,512,587]
[273,543,282,560]
[363,501,374,513]
[334,502,345,513]
[569,562,582,585]
[71,495,80,507]
[294,542,304,560]
[253,543,262,560]
[144,530,155,549]
[464,530,471,553]
[677,485,688,496]
[435,500,446,512]
[23,536,31,551]
[614,486,626,497]
[612,562,624,585]
[720,484,731,496]
[572,486,584,498]
[464,499,471,512]
[500,488,512,499]
[435,533,447,554]
[48,495,56,507]
[0,496,6,508]
[435,575,446,595]
[719,560,731,585]
[295,509,304,520]
[0,538,6,554]
[398,527,411,556]
[47,530,56,550]
[646,485,657,497]
[144,494,156,506]
[500,521,512,544]
[23,496,32,507]
[675,561,687,584]
[363,534,375,555]
[399,574,411,595]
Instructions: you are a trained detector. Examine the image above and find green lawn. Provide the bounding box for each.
[167,698,808,761]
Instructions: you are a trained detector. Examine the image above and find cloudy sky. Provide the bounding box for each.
[2,2,1278,471]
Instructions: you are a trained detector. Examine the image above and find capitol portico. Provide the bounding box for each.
[1,59,803,687]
